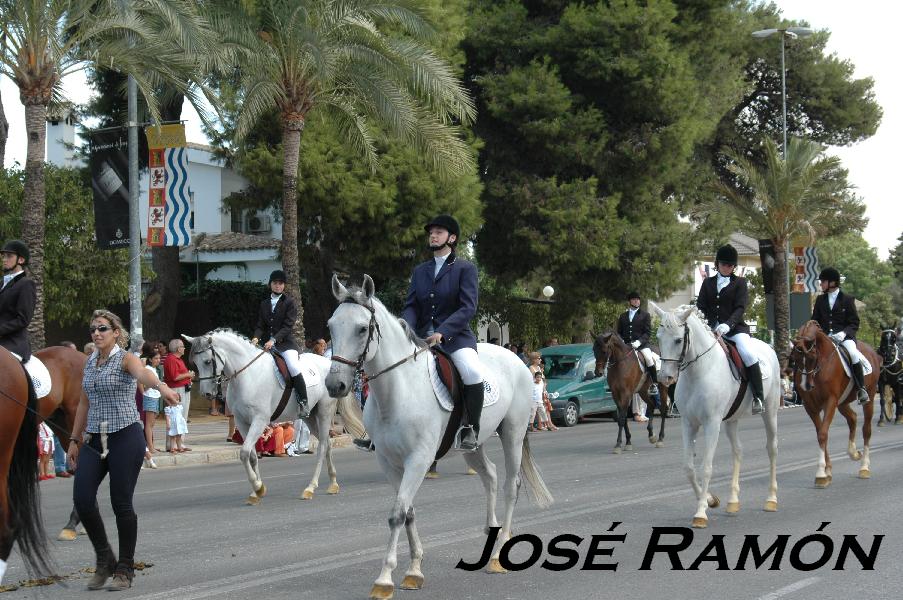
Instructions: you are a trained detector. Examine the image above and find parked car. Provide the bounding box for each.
[540,344,616,426]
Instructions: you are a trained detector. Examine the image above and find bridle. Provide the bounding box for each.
[791,337,821,377]
[330,299,432,382]
[879,330,902,375]
[660,323,718,372]
[193,337,268,401]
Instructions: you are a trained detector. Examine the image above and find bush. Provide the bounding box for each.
[179,280,268,335]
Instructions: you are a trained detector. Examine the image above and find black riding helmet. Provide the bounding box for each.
[715,244,738,266]
[819,267,841,285]
[269,269,287,284]
[424,215,460,239]
[1,240,29,265]
[627,291,641,301]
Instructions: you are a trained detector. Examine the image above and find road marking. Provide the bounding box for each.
[126,439,903,600]
[757,576,821,599]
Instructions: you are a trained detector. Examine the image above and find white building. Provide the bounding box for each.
[46,116,281,283]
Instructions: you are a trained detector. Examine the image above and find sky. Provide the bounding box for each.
[1,1,900,258]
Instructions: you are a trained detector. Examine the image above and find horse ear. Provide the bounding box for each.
[332,274,348,301]
[648,301,666,319]
[181,334,195,344]
[362,274,376,299]
[677,306,695,322]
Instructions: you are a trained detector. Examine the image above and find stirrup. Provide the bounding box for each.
[296,396,310,418]
[752,397,764,415]
[454,425,478,452]
[858,388,870,405]
[353,437,375,452]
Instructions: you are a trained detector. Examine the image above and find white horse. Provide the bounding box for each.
[650,304,780,528]
[325,275,553,600]
[184,330,364,505]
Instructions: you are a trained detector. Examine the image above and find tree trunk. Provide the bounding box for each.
[0,90,8,167]
[142,95,185,344]
[772,236,790,368]
[281,118,306,344]
[22,101,47,349]
[302,246,336,341]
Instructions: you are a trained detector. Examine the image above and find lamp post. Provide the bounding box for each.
[542,285,555,299]
[751,26,814,157]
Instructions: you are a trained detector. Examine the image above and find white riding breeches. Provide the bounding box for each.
[841,339,861,364]
[281,349,303,377]
[722,332,757,367]
[639,347,656,367]
[450,347,483,385]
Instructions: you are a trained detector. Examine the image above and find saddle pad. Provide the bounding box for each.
[835,345,873,378]
[634,350,662,372]
[428,354,500,412]
[273,359,321,390]
[23,356,51,399]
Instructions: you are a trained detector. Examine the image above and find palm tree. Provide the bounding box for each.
[0,0,223,347]
[714,136,855,364]
[229,0,476,340]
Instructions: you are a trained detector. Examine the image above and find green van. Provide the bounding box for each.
[540,343,616,427]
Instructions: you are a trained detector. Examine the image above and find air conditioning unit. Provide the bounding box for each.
[244,213,272,234]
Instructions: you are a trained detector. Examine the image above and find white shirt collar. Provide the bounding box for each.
[434,253,449,277]
[828,288,840,307]
[2,271,22,289]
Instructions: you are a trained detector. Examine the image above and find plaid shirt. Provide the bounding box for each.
[83,345,140,433]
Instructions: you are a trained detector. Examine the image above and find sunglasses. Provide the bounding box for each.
[89,325,113,334]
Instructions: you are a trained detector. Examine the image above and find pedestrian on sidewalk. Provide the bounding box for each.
[163,339,194,450]
[67,309,179,590]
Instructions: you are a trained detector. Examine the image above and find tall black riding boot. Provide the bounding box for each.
[291,373,310,417]
[851,361,870,404]
[458,383,484,452]
[747,362,765,415]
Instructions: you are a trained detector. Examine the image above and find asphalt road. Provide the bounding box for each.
[5,407,903,600]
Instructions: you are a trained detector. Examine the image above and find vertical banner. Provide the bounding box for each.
[87,129,131,249]
[791,239,819,293]
[145,124,191,246]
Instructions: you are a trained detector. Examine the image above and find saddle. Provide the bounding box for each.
[268,352,295,422]
[432,347,465,461]
[718,338,749,421]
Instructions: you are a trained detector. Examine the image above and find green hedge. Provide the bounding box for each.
[180,280,269,336]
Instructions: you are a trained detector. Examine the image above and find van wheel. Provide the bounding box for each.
[563,401,579,427]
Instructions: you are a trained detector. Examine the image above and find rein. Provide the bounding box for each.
[792,337,821,377]
[879,330,902,375]
[661,324,718,372]
[194,340,268,398]
[330,298,432,382]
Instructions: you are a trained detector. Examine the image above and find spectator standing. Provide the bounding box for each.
[163,338,195,432]
[37,421,55,480]
[67,309,178,590]
[140,350,163,457]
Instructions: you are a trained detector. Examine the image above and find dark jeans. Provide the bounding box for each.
[73,422,144,568]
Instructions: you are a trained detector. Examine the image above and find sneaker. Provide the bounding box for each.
[353,438,375,452]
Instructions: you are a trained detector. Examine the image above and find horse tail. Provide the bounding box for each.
[518,435,554,509]
[8,366,51,575]
[337,393,366,439]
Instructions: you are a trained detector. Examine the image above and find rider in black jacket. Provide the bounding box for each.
[0,240,36,362]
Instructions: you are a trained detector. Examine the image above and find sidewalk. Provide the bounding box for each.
[137,402,351,469]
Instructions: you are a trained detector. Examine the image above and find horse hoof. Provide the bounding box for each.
[707,494,720,508]
[369,583,395,599]
[877,421,886,427]
[815,477,831,488]
[624,444,633,451]
[858,469,871,479]
[400,575,424,590]
[725,502,740,514]
[246,494,261,506]
[763,500,778,512]
[655,441,664,448]
[896,417,903,425]
[691,517,708,529]
[57,528,78,541]
[612,447,622,455]
[302,488,315,500]
[424,471,439,479]
[255,483,267,498]
[466,467,477,475]
[852,451,863,461]
[649,436,658,444]
[487,558,507,574]
[327,482,340,494]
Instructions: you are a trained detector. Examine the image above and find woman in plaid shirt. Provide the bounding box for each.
[67,310,178,590]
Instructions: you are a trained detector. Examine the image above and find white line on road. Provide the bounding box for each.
[757,576,821,599]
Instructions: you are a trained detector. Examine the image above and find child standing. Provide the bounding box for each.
[37,422,55,480]
[164,398,189,452]
[530,370,547,432]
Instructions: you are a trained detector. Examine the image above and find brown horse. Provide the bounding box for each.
[791,321,880,488]
[593,332,671,453]
[0,346,86,584]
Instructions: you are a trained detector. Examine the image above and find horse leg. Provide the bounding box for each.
[693,421,722,528]
[613,400,625,454]
[487,425,527,574]
[623,402,632,451]
[763,392,779,512]
[640,387,655,444]
[240,419,268,505]
[654,388,668,448]
[820,401,841,487]
[399,506,424,591]
[681,419,706,527]
[723,420,742,514]
[303,410,331,499]
[837,402,861,461]
[463,445,499,533]
[859,392,874,479]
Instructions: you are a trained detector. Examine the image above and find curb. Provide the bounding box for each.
[146,434,354,469]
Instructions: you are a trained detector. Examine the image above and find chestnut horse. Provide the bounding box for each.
[791,321,880,488]
[593,332,671,453]
[0,346,86,584]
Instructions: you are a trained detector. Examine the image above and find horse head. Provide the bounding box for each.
[592,332,614,376]
[184,333,219,400]
[326,274,381,398]
[791,321,823,391]
[878,328,898,364]
[650,302,695,386]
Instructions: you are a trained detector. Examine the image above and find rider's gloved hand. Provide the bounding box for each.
[631,340,641,349]
[830,332,846,342]
[715,323,730,336]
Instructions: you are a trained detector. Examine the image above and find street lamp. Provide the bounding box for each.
[751,26,814,157]
[542,285,555,299]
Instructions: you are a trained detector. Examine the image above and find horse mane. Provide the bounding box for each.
[191,328,256,355]
[342,285,427,349]
[659,304,715,337]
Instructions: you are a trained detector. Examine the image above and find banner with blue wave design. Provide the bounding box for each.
[145,124,191,247]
